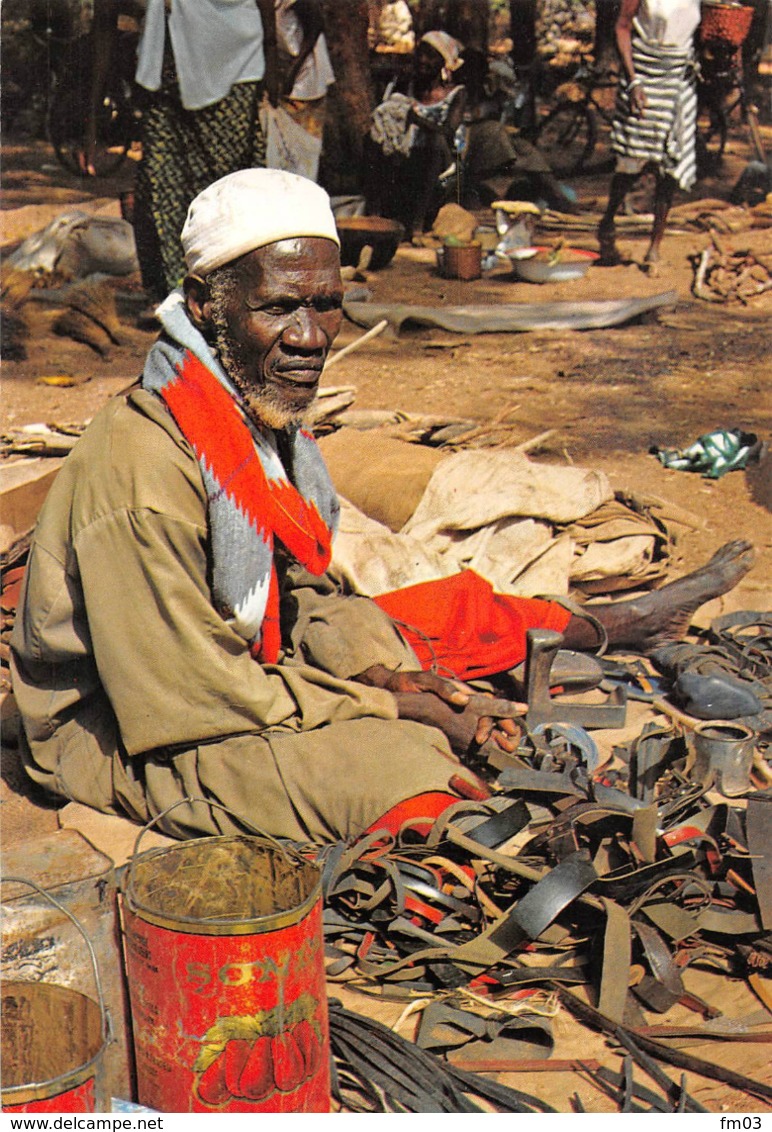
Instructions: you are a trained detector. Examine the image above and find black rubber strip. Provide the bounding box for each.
[328,1000,555,1113]
[555,985,772,1105]
[488,850,598,952]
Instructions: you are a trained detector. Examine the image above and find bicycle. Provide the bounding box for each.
[696,36,766,174]
[528,58,620,175]
[0,0,74,138]
[1,0,140,178]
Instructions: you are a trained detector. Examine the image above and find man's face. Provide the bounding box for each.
[203,237,343,430]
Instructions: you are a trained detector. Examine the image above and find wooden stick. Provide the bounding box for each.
[693,247,721,303]
[447,1057,602,1074]
[512,428,558,454]
[445,405,522,448]
[326,319,388,368]
[632,1026,772,1043]
[650,697,697,731]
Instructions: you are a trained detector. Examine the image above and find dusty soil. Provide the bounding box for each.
[3,136,771,593]
[1,131,771,1114]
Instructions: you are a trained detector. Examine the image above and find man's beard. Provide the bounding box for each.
[213,326,308,431]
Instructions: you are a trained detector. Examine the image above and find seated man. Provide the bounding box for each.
[462,117,580,213]
[458,57,579,214]
[11,169,754,843]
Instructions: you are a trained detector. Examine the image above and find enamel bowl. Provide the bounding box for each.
[510,246,599,283]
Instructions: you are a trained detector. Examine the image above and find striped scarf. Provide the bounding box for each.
[142,291,339,662]
[610,32,698,191]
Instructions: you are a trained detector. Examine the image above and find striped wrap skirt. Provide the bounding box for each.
[610,36,698,191]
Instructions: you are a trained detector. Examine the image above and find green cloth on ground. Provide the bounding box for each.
[651,428,759,479]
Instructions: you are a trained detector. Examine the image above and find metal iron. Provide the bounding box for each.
[525,629,627,729]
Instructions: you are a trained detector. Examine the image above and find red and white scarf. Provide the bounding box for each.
[142,293,339,662]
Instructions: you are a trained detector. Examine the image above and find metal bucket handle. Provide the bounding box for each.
[1,876,110,1045]
[129,796,311,871]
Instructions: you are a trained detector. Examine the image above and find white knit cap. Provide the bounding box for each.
[181,169,340,278]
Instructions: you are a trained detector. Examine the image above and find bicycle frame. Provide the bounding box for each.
[530,59,620,174]
[697,37,765,171]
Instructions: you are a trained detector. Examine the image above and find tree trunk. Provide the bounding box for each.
[509,0,538,67]
[416,0,490,52]
[741,0,769,95]
[319,0,374,195]
[594,0,620,70]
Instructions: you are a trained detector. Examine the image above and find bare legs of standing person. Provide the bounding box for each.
[597,167,677,272]
[642,171,676,273]
[597,170,638,265]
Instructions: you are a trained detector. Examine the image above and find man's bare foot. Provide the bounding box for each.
[576,540,756,654]
[609,540,755,652]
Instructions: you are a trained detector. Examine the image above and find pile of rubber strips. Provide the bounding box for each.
[304,614,772,1113]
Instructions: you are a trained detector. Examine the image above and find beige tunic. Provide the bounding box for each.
[10,389,461,841]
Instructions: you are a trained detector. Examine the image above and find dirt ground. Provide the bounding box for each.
[1,130,772,1114]
[3,136,771,595]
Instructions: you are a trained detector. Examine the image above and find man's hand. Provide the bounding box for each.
[355,666,525,757]
[356,664,470,703]
[392,692,524,756]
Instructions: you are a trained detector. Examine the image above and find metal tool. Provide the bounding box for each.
[525,629,627,729]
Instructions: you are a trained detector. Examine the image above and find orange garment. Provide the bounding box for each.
[373,569,572,680]
[365,791,458,838]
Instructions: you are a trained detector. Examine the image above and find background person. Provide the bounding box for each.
[82,0,279,316]
[596,0,701,272]
[459,59,581,213]
[271,0,335,182]
[363,31,467,240]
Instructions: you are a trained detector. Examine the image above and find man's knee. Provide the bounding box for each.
[141,721,460,843]
[268,719,459,841]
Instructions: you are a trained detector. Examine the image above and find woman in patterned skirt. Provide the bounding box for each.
[83,0,279,312]
[597,0,701,272]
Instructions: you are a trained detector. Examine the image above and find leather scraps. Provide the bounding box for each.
[301,611,772,1110]
[309,747,772,1107]
[327,998,556,1113]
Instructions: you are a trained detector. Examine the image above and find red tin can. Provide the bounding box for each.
[1,878,109,1113]
[121,813,329,1114]
[1,981,105,1113]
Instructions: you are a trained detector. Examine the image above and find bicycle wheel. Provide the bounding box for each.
[696,100,728,175]
[533,101,597,174]
[746,102,767,166]
[48,81,134,178]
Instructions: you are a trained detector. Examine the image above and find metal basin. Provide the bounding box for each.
[510,246,598,283]
[336,216,404,270]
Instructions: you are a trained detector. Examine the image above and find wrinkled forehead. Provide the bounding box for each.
[231,237,343,293]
